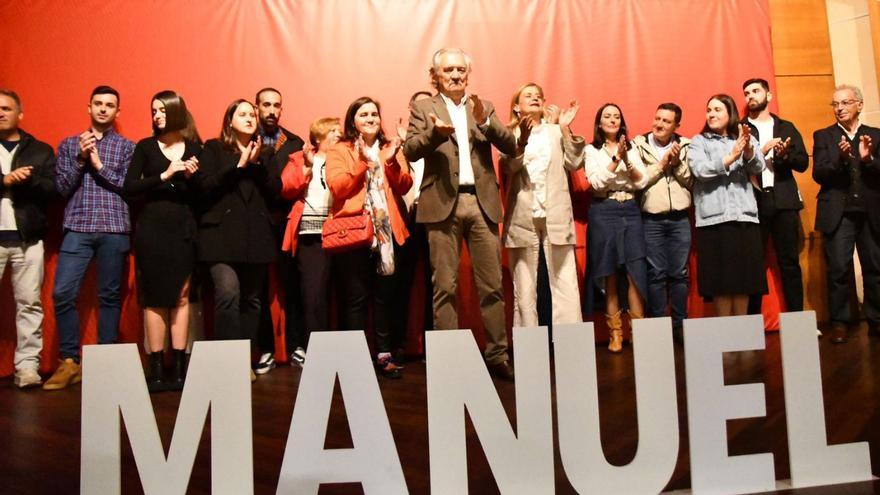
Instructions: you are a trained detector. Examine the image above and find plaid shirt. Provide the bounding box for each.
[56,127,135,233]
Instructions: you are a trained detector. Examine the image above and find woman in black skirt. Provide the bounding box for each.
[124,90,202,391]
[584,103,649,352]
[689,94,766,316]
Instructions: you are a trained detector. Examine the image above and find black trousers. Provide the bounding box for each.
[391,206,434,352]
[295,234,332,347]
[824,212,880,325]
[334,247,396,354]
[209,262,267,345]
[748,190,804,314]
[257,220,301,355]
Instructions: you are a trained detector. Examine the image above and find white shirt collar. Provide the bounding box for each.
[837,120,862,140]
[440,92,468,109]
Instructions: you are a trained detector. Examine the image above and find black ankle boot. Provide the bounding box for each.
[168,350,187,391]
[147,352,166,393]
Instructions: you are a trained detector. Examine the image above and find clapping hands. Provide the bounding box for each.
[237,136,262,168]
[859,134,874,162]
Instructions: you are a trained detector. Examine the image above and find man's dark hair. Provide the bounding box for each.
[255,87,282,105]
[657,102,682,124]
[742,78,770,91]
[91,85,120,105]
[409,91,433,105]
[0,89,22,112]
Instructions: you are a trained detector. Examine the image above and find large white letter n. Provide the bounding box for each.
[426,327,554,494]
[80,341,253,495]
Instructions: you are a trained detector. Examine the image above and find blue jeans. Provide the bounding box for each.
[52,232,129,359]
[643,212,691,328]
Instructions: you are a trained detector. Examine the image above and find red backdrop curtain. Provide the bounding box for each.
[0,0,783,376]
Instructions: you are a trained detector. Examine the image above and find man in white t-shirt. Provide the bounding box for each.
[742,78,809,321]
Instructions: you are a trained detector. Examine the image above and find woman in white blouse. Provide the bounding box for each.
[584,103,649,352]
[500,83,584,327]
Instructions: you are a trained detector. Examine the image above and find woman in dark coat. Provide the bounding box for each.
[196,99,278,379]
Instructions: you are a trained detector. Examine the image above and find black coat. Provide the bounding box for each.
[195,139,280,263]
[745,113,809,210]
[812,122,880,234]
[265,127,305,221]
[0,130,56,242]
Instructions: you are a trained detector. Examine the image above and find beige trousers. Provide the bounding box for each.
[0,240,44,371]
[508,218,582,327]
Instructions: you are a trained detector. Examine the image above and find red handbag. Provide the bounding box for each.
[321,211,374,253]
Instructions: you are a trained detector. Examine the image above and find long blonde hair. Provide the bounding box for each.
[507,82,544,130]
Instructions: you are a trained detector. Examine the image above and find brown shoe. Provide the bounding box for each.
[607,311,624,353]
[831,323,848,344]
[488,361,515,381]
[42,358,82,391]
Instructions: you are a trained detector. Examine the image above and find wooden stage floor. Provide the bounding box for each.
[1,324,879,494]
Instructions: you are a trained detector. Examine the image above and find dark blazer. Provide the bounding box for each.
[266,127,305,215]
[195,139,279,264]
[0,130,56,242]
[812,122,880,234]
[745,113,809,210]
[403,94,517,224]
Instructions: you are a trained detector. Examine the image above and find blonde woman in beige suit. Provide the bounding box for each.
[501,83,584,327]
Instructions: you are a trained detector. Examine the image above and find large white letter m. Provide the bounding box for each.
[80,341,253,495]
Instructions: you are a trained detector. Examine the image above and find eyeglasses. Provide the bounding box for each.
[830,100,859,109]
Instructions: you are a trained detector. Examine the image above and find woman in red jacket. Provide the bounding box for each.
[279,117,341,366]
[325,96,412,378]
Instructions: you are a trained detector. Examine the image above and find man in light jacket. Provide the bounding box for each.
[633,103,691,340]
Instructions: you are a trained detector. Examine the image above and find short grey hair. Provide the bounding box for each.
[0,89,22,112]
[430,48,473,73]
[834,84,864,102]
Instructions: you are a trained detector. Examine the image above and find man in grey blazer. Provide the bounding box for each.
[403,48,519,380]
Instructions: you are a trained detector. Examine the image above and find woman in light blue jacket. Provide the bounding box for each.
[689,94,766,316]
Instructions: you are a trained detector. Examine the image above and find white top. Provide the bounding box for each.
[584,142,648,192]
[403,158,424,211]
[0,143,19,233]
[300,154,331,235]
[522,122,553,218]
[648,133,674,160]
[440,92,475,186]
[749,117,775,187]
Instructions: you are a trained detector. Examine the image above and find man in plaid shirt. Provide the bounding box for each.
[44,86,135,391]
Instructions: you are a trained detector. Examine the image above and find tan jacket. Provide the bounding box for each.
[632,133,693,214]
[500,125,584,248]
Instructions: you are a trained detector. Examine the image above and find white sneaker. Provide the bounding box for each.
[14,368,42,389]
[291,347,306,366]
[254,353,276,375]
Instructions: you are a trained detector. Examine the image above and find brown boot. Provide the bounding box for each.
[607,311,624,353]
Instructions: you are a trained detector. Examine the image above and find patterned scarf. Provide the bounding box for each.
[363,142,395,276]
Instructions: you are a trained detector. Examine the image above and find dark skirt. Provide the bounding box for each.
[585,198,648,313]
[134,201,197,308]
[696,220,767,298]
